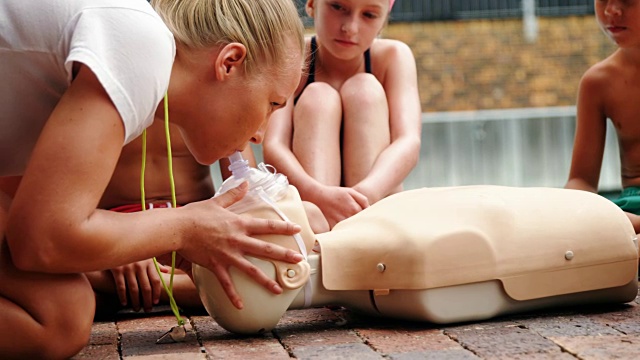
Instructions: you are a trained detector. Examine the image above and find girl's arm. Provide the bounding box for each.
[353,40,422,203]
[565,67,608,193]
[264,98,368,227]
[264,99,319,194]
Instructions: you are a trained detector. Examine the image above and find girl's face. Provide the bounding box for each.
[309,0,389,60]
[595,0,640,47]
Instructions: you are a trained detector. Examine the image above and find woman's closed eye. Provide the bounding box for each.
[271,101,286,110]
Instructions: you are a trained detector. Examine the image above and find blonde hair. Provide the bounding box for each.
[152,0,304,74]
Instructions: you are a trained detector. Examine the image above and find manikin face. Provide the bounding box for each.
[308,0,389,60]
[595,0,640,47]
[176,42,303,165]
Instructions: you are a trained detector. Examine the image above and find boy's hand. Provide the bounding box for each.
[109,259,170,312]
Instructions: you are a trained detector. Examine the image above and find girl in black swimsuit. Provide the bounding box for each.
[264,0,422,230]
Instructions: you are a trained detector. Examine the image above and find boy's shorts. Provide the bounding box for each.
[110,201,174,213]
[611,187,640,215]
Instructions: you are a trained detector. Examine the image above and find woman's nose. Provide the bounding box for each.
[250,123,267,144]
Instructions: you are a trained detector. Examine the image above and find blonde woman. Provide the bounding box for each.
[0,0,305,358]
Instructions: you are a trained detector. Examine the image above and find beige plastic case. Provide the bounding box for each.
[194,186,639,333]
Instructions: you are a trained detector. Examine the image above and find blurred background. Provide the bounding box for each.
[213,0,621,196]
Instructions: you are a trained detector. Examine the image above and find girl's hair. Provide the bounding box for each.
[152,0,304,75]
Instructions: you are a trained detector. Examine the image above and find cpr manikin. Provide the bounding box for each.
[192,153,640,334]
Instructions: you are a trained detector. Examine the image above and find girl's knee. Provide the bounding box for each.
[294,83,342,129]
[296,82,341,112]
[340,73,385,106]
[302,201,330,234]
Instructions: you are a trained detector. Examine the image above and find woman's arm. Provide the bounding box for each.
[6,65,303,309]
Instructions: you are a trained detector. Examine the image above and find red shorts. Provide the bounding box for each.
[109,201,175,213]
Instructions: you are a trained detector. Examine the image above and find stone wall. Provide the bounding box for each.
[381,16,617,112]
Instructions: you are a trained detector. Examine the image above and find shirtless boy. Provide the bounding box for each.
[565,0,640,233]
[90,119,328,314]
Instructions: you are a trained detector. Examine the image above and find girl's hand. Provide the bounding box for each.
[109,259,170,312]
[177,182,304,310]
[313,185,370,229]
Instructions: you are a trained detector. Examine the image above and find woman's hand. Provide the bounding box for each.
[177,182,304,310]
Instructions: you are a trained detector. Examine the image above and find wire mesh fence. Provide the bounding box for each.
[390,0,594,21]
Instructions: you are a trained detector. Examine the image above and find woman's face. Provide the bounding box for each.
[175,40,303,166]
[309,0,388,60]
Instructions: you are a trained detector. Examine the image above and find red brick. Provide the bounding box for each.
[552,334,640,359]
[358,328,462,353]
[71,344,119,360]
[192,315,289,360]
[118,315,202,357]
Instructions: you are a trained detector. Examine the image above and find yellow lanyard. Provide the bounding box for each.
[140,92,184,326]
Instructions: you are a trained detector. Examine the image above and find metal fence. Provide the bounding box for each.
[406,106,621,192]
[212,107,622,194]
[294,0,595,23]
[389,0,594,22]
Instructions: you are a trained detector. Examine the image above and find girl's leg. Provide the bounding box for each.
[302,201,330,234]
[0,194,95,359]
[340,73,391,188]
[293,82,343,185]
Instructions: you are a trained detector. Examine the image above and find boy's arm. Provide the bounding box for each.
[352,40,422,203]
[565,68,608,193]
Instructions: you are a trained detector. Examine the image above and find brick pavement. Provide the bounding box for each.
[74,289,640,359]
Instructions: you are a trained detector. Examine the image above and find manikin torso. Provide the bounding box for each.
[192,155,639,334]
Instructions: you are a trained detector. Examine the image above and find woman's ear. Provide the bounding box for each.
[305,0,315,17]
[214,43,247,80]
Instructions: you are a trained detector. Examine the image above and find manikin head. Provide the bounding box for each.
[151,0,305,165]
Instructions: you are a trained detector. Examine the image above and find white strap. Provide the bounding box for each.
[256,189,313,308]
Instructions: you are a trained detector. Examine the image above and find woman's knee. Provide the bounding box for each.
[35,274,95,359]
[15,274,95,359]
[340,73,385,108]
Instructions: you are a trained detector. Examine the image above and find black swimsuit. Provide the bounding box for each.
[294,36,372,104]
